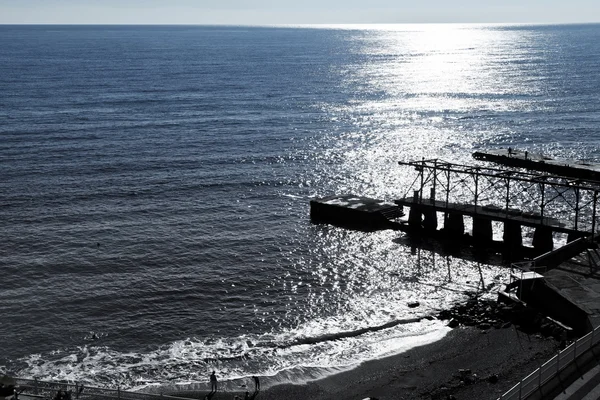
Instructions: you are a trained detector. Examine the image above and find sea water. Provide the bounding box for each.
[1,23,600,391]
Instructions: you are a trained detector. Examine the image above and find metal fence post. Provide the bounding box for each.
[519,379,523,399]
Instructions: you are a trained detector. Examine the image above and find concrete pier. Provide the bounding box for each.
[503,221,522,250]
[444,212,464,237]
[408,206,422,229]
[422,210,438,231]
[473,148,600,181]
[533,226,554,254]
[310,195,404,231]
[395,197,574,233]
[472,217,493,246]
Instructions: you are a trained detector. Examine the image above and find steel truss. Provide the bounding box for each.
[398,159,600,236]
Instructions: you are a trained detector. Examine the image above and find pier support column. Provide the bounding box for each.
[408,207,422,230]
[422,210,437,232]
[408,190,423,230]
[533,227,554,255]
[472,217,493,246]
[503,222,522,251]
[445,212,464,238]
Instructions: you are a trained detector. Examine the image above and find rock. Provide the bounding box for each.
[408,301,420,308]
[478,322,491,330]
[541,323,554,337]
[447,318,460,328]
[487,374,499,384]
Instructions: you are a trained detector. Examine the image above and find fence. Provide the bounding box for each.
[498,324,600,400]
[11,378,193,400]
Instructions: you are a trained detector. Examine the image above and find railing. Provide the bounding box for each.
[12,378,193,400]
[498,324,600,400]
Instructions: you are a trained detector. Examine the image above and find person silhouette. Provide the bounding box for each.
[210,371,217,393]
[252,376,260,392]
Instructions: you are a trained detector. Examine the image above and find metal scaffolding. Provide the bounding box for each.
[397,159,600,237]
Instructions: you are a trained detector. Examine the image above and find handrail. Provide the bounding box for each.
[10,378,193,400]
[498,324,600,400]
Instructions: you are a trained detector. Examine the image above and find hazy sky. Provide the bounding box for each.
[1,0,599,25]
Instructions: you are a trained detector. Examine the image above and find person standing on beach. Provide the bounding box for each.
[252,376,260,392]
[210,371,218,393]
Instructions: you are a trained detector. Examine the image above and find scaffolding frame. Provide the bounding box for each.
[398,159,600,238]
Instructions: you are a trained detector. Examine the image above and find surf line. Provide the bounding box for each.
[279,316,426,348]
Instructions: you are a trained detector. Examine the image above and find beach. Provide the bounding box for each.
[180,324,560,400]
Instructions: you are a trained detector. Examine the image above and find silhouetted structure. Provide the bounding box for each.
[396,158,600,254]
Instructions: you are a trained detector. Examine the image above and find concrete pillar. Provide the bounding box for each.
[422,210,437,232]
[409,190,422,230]
[408,207,422,229]
[472,217,493,246]
[445,212,464,237]
[503,221,522,249]
[533,226,553,254]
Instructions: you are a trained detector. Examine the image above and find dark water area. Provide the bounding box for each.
[1,23,600,390]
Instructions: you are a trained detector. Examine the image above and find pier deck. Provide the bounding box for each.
[310,195,404,231]
[473,148,600,181]
[394,196,578,233]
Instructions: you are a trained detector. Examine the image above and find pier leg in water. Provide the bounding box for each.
[408,190,423,231]
[422,210,437,232]
[503,221,522,258]
[533,226,554,255]
[444,212,464,238]
[472,217,493,247]
[408,207,423,230]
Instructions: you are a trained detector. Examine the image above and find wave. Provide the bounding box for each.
[279,316,424,347]
[9,317,446,391]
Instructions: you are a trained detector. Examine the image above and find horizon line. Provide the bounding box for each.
[1,21,599,27]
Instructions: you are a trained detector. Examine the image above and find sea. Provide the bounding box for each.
[1,23,600,393]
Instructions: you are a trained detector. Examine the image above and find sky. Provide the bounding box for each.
[0,0,599,25]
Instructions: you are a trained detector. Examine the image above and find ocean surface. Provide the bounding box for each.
[1,23,600,392]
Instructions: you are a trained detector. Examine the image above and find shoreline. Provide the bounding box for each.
[175,325,560,400]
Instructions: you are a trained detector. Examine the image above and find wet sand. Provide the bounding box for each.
[180,325,560,400]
